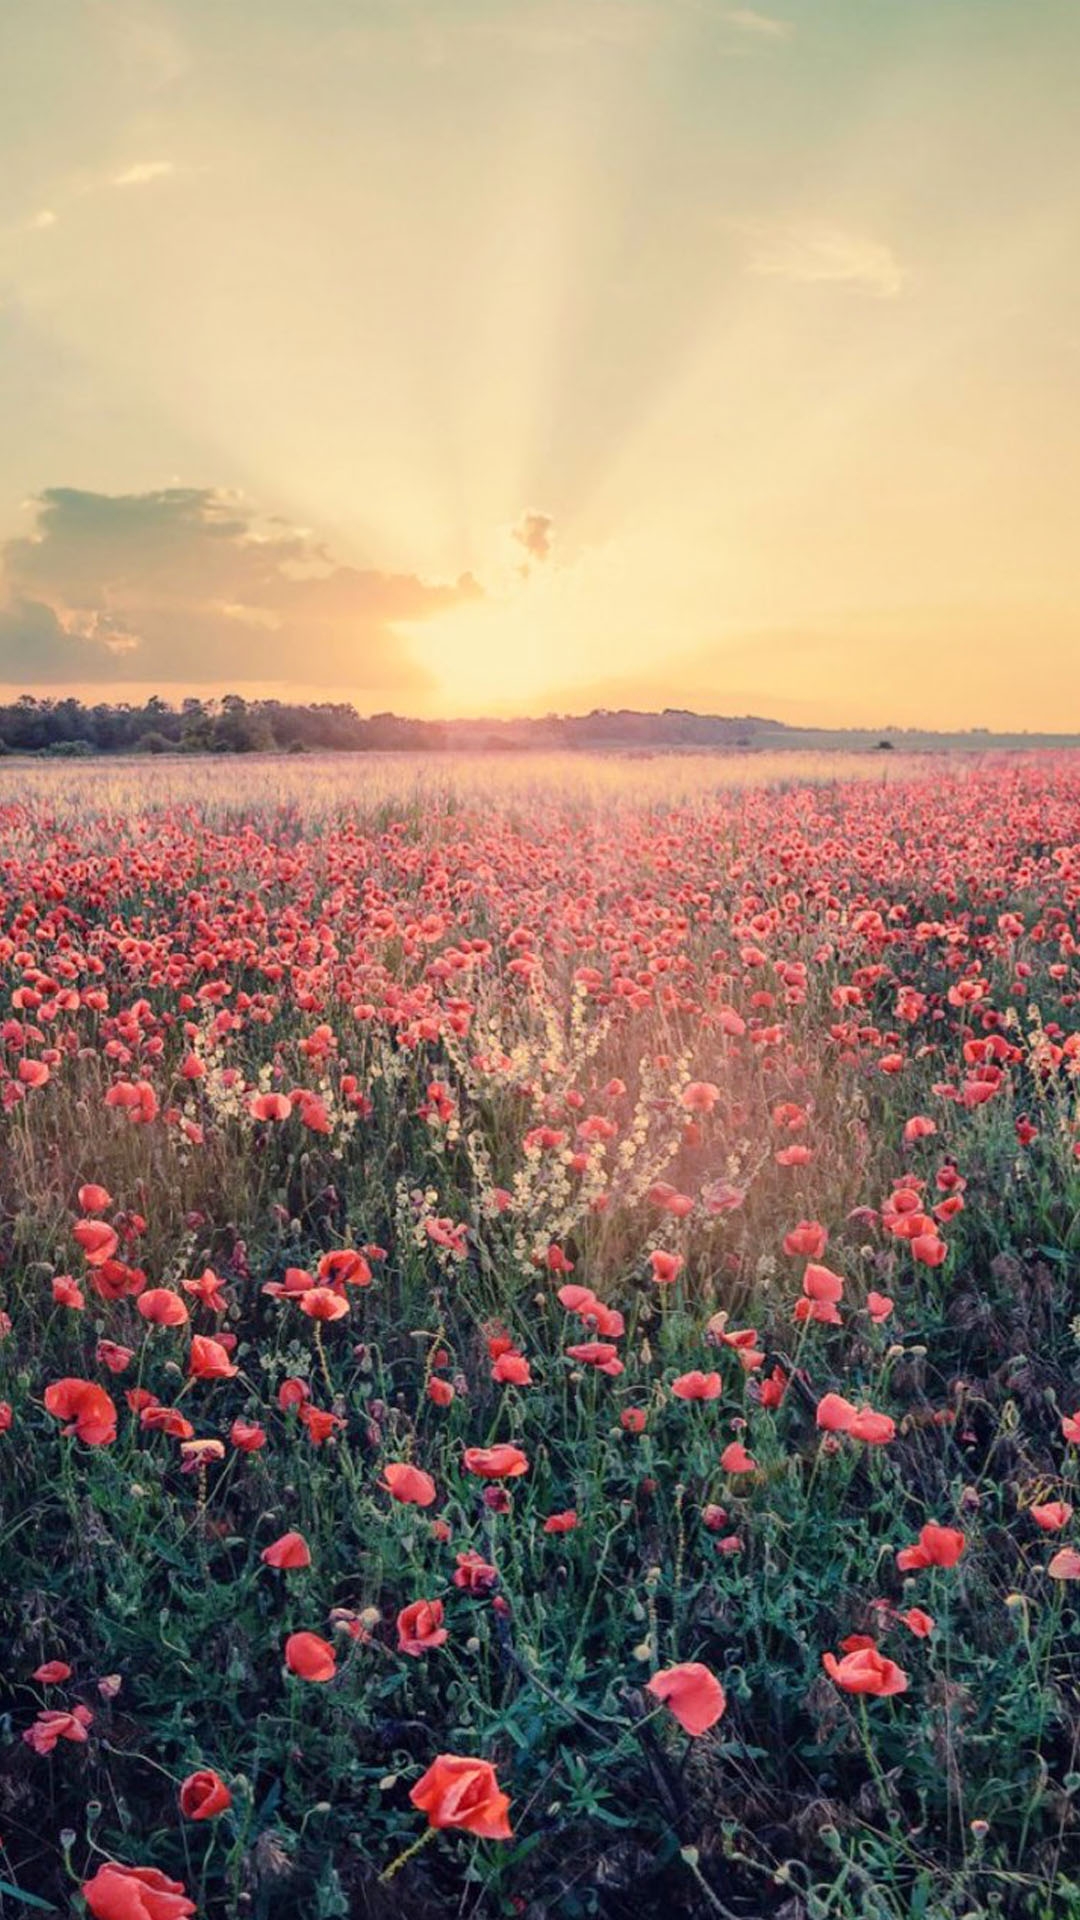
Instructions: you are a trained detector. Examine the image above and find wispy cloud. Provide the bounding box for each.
[738,221,906,298]
[111,160,176,187]
[512,510,555,569]
[721,9,793,40]
[24,209,57,232]
[0,486,480,688]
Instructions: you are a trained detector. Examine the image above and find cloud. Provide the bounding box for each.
[738,221,905,297]
[721,10,792,40]
[511,510,555,567]
[111,160,176,187]
[25,209,58,231]
[0,487,480,690]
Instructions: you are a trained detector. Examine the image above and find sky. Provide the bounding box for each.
[0,0,1078,729]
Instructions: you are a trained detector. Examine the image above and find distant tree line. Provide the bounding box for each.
[0,695,774,756]
[0,695,1061,758]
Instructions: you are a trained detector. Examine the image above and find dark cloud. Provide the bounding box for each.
[0,486,481,688]
[511,509,554,568]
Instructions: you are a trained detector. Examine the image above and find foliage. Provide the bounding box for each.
[0,757,1079,1918]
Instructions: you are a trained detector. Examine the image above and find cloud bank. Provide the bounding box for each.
[0,487,480,690]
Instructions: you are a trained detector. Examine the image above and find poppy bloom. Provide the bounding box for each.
[428,1376,455,1406]
[544,1509,579,1533]
[491,1350,532,1385]
[397,1597,449,1655]
[782,1220,828,1258]
[140,1406,195,1440]
[1047,1548,1080,1580]
[453,1548,499,1591]
[1031,1501,1073,1532]
[298,1403,343,1446]
[681,1081,719,1113]
[44,1377,117,1446]
[179,1768,232,1820]
[136,1288,190,1327]
[277,1377,311,1411]
[52,1274,85,1309]
[250,1092,292,1122]
[78,1183,113,1214]
[81,1863,196,1920]
[794,1262,844,1325]
[188,1335,238,1379]
[816,1394,895,1445]
[23,1704,93,1752]
[671,1371,722,1402]
[261,1531,312,1569]
[97,1339,135,1374]
[649,1250,685,1285]
[409,1754,512,1838]
[318,1248,372,1288]
[646,1662,727,1735]
[719,1440,756,1474]
[896,1607,935,1638]
[822,1645,908,1696]
[32,1660,72,1683]
[1062,1412,1080,1445]
[896,1523,967,1571]
[565,1341,623,1375]
[73,1219,120,1267]
[284,1631,336,1681]
[462,1444,529,1478]
[382,1461,437,1505]
[298,1286,349,1322]
[620,1407,648,1433]
[230,1418,267,1451]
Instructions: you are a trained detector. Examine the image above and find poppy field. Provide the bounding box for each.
[2,751,1080,1920]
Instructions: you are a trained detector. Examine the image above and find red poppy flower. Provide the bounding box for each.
[73,1219,120,1267]
[397,1597,449,1655]
[409,1754,512,1838]
[188,1335,238,1379]
[452,1548,498,1591]
[382,1461,437,1505]
[32,1660,72,1684]
[284,1631,336,1681]
[297,1286,349,1321]
[179,1768,232,1820]
[81,1862,196,1920]
[136,1288,190,1327]
[261,1531,312,1569]
[462,1444,529,1478]
[649,1250,685,1285]
[1031,1501,1073,1532]
[896,1523,967,1571]
[77,1183,113,1214]
[671,1371,722,1402]
[543,1509,579,1533]
[23,1704,93,1753]
[44,1378,117,1446]
[822,1645,908,1697]
[646,1662,727,1734]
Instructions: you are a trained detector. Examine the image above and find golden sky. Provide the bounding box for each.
[1,0,1078,727]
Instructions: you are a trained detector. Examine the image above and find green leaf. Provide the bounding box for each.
[0,1880,59,1913]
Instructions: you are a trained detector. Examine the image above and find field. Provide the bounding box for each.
[2,749,1080,1920]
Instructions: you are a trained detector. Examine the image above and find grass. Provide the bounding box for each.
[1,750,1079,1919]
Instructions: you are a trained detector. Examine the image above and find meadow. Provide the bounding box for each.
[1,749,1079,1920]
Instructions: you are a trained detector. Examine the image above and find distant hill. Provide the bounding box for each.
[1,693,1078,757]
